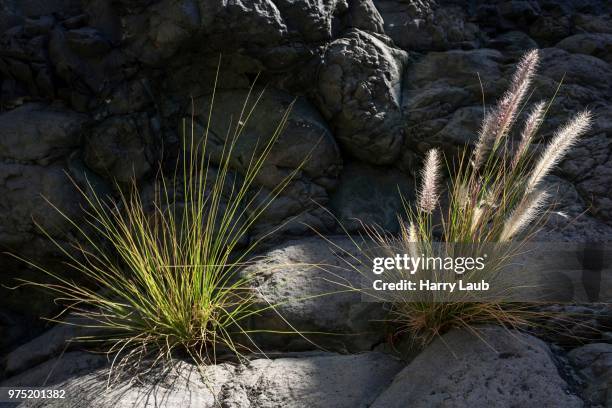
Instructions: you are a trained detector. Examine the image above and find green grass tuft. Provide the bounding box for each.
[11,77,304,374]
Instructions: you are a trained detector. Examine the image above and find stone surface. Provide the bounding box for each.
[1,2,612,403]
[191,88,342,237]
[568,343,612,406]
[1,315,104,378]
[400,48,505,163]
[3,351,403,407]
[0,103,86,163]
[83,113,159,182]
[315,28,408,164]
[371,326,583,408]
[375,1,480,51]
[241,236,386,352]
[556,33,612,63]
[329,161,415,232]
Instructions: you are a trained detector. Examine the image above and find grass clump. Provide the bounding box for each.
[364,49,591,345]
[13,82,302,371]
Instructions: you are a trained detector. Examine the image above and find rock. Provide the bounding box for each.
[568,343,612,406]
[241,236,386,352]
[315,28,408,165]
[0,162,83,250]
[221,352,403,408]
[48,23,128,111]
[3,351,403,408]
[556,33,612,63]
[1,315,104,378]
[530,15,572,45]
[1,352,109,388]
[347,0,385,34]
[9,0,80,17]
[488,31,539,55]
[191,88,341,237]
[537,176,612,242]
[83,113,159,183]
[329,161,415,233]
[0,311,34,354]
[534,304,612,347]
[117,0,374,68]
[132,0,202,64]
[371,326,583,408]
[193,89,341,191]
[374,1,481,51]
[23,15,55,36]
[0,103,87,164]
[573,13,612,35]
[558,111,612,227]
[65,27,111,57]
[400,48,504,161]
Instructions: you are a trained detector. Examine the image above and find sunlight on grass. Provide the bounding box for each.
[11,73,306,374]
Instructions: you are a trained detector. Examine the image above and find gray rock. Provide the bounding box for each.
[329,161,415,233]
[556,101,612,227]
[241,236,386,352]
[347,0,385,34]
[0,162,83,249]
[400,48,504,161]
[568,343,612,406]
[556,33,612,63]
[0,311,33,354]
[4,351,403,408]
[488,31,539,56]
[83,113,159,183]
[374,1,480,51]
[537,176,612,242]
[1,315,105,378]
[2,352,108,389]
[371,326,583,408]
[0,0,80,22]
[530,15,572,45]
[0,103,86,164]
[191,88,341,237]
[316,28,408,164]
[116,0,375,68]
[573,13,612,35]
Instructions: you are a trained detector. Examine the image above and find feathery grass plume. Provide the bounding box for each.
[417,149,441,213]
[512,101,546,169]
[526,110,591,193]
[499,189,549,241]
[330,49,590,347]
[472,50,539,170]
[10,74,308,376]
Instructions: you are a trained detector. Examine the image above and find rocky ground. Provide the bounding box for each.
[2,237,612,407]
[1,0,611,406]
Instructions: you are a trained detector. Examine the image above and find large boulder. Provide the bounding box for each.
[315,28,408,165]
[530,49,612,227]
[3,351,403,407]
[556,33,612,63]
[568,343,612,406]
[83,112,160,183]
[241,236,386,352]
[371,326,584,407]
[537,176,612,242]
[399,48,504,170]
[374,1,481,51]
[107,0,385,68]
[329,161,415,233]
[0,103,86,164]
[191,88,342,237]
